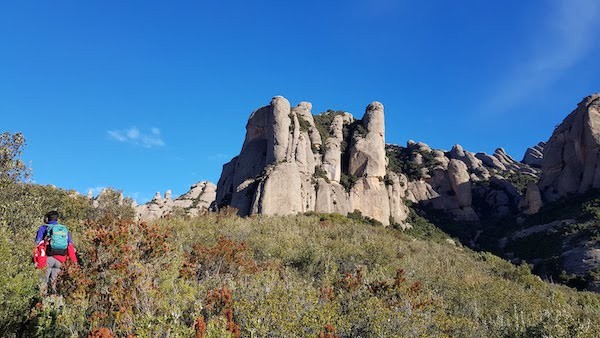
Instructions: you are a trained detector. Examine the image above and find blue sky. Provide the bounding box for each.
[1,0,599,203]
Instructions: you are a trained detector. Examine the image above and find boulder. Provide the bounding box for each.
[350,177,392,225]
[447,159,472,208]
[315,179,351,215]
[251,163,303,215]
[518,183,543,215]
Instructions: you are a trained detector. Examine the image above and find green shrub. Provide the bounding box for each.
[340,173,358,192]
[313,110,346,142]
[0,227,38,335]
[386,144,440,180]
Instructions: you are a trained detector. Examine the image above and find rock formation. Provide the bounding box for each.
[135,181,216,221]
[518,183,543,215]
[539,94,600,201]
[522,142,545,168]
[392,139,540,221]
[216,96,409,226]
[215,96,545,224]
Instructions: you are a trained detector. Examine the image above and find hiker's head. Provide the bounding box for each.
[46,211,59,223]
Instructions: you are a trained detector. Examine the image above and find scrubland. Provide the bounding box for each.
[2,201,599,337]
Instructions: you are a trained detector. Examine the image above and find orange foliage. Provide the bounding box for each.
[57,218,173,335]
[195,316,207,338]
[335,268,363,292]
[318,324,339,338]
[181,236,259,280]
[319,286,335,301]
[205,286,240,338]
[88,328,114,338]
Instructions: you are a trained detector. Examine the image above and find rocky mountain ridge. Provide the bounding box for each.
[129,93,600,291]
[133,94,600,226]
[215,97,407,226]
[134,181,216,221]
[211,95,544,227]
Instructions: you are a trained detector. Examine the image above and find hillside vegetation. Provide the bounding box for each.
[414,188,600,291]
[2,206,599,337]
[1,133,600,337]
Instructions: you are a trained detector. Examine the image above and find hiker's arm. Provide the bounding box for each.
[34,226,46,244]
[68,243,78,264]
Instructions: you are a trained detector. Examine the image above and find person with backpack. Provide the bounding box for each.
[34,210,78,295]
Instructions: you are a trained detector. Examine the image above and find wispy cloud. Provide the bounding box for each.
[107,126,165,148]
[483,0,600,113]
[85,186,106,197]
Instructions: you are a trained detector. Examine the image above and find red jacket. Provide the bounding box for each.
[33,242,77,269]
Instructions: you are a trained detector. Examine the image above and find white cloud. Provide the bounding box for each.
[107,130,127,142]
[126,127,140,139]
[86,186,106,197]
[483,0,600,113]
[107,126,165,148]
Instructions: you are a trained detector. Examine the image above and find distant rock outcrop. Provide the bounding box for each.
[522,142,545,168]
[216,96,409,226]
[539,94,600,201]
[135,181,216,221]
[394,140,540,221]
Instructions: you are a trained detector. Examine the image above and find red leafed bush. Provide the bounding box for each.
[205,286,240,338]
[194,316,207,338]
[335,268,363,292]
[88,327,114,338]
[181,236,259,280]
[58,217,173,335]
[318,324,339,338]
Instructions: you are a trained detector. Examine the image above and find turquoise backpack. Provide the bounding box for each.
[47,224,69,254]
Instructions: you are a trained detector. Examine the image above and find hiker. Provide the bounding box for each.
[33,211,78,295]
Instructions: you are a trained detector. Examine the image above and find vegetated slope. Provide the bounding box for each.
[15,211,600,337]
[421,189,600,292]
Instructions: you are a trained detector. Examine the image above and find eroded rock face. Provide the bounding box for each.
[518,183,543,215]
[348,102,386,178]
[216,95,547,224]
[522,142,545,168]
[397,140,539,220]
[216,97,407,226]
[539,94,600,201]
[135,181,216,221]
[322,115,345,182]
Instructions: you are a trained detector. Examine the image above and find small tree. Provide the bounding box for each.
[0,132,29,184]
